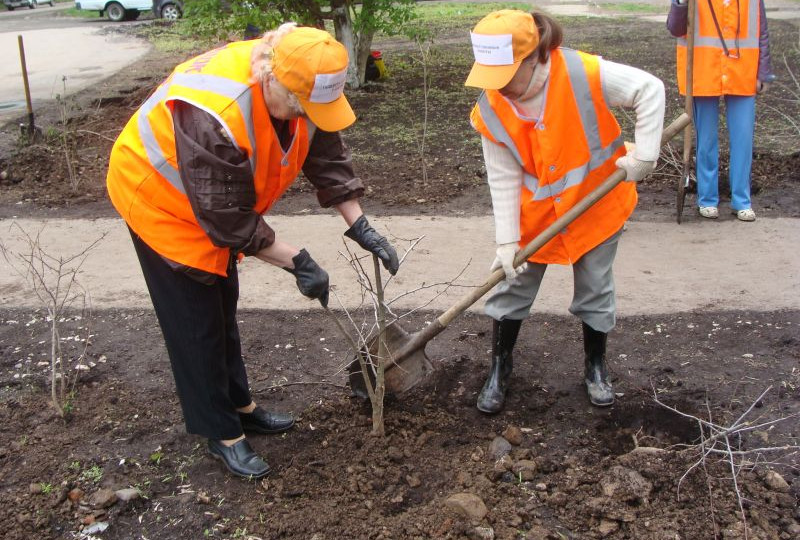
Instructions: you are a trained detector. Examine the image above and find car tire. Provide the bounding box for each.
[160,2,181,20]
[28,0,36,8]
[105,1,125,21]
[48,0,53,5]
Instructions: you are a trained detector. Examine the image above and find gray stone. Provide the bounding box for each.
[488,436,512,460]
[114,488,140,502]
[512,459,538,481]
[88,488,117,509]
[764,470,790,493]
[444,493,488,523]
[598,519,619,536]
[471,526,495,540]
[83,522,109,535]
[599,466,652,504]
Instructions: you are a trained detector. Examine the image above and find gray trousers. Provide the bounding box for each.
[484,229,622,333]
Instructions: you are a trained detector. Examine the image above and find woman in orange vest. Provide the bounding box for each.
[106,24,398,479]
[465,10,665,412]
[668,0,775,221]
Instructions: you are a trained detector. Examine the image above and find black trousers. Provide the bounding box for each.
[130,230,250,440]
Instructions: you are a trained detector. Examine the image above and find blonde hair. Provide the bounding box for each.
[251,22,304,115]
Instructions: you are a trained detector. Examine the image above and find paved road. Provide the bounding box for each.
[0,4,150,122]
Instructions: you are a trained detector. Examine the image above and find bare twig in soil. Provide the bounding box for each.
[653,386,800,540]
[0,223,104,416]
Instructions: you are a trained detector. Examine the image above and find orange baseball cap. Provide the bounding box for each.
[272,27,356,132]
[464,10,539,90]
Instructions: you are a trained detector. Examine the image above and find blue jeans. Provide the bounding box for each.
[694,95,756,211]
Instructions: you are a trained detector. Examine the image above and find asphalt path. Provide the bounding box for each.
[0,4,150,122]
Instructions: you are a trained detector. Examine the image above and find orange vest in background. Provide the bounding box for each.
[107,40,311,276]
[471,48,634,265]
[676,0,760,96]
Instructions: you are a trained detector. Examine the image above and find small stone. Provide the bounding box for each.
[535,482,547,492]
[598,519,619,536]
[82,522,109,535]
[764,470,790,493]
[493,454,513,473]
[502,426,523,446]
[406,474,421,488]
[68,488,84,503]
[785,523,800,536]
[444,493,488,523]
[114,488,140,502]
[471,526,495,540]
[88,488,117,509]
[488,437,512,460]
[387,446,404,463]
[29,483,43,494]
[512,460,538,481]
[197,491,211,504]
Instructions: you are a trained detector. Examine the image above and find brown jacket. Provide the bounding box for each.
[170,101,364,282]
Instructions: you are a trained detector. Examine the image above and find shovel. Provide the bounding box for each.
[349,113,691,398]
[677,0,696,224]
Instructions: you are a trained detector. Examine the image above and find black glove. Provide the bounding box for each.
[283,249,329,307]
[344,215,400,275]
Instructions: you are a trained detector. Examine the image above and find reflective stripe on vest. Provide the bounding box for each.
[476,49,623,202]
[137,73,255,195]
[677,0,759,50]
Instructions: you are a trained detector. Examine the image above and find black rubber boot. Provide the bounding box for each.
[582,321,614,407]
[477,318,522,414]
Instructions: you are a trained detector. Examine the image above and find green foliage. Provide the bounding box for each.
[180,0,287,41]
[40,483,54,495]
[80,465,103,483]
[149,449,164,465]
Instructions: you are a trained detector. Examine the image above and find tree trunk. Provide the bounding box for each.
[331,2,359,88]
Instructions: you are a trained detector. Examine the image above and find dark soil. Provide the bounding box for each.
[1,309,798,539]
[0,14,799,540]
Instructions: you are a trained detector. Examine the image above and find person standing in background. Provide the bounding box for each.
[667,0,776,221]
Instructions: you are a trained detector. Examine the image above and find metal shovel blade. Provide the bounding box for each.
[347,322,434,398]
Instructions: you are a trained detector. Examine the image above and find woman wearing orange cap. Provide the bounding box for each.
[106,23,398,479]
[465,10,665,412]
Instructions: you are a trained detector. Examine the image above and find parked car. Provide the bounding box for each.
[74,0,151,21]
[152,0,181,20]
[4,0,53,10]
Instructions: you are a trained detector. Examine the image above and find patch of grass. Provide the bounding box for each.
[80,465,103,483]
[414,1,532,21]
[62,7,103,18]
[601,3,667,14]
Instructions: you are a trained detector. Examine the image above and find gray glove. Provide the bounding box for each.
[344,215,400,275]
[284,249,329,307]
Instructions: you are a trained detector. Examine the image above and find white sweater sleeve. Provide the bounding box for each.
[482,135,522,245]
[599,59,665,162]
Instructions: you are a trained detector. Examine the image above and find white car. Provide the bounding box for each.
[4,0,54,9]
[74,0,151,21]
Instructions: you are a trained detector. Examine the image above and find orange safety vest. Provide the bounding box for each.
[676,0,760,96]
[107,40,312,276]
[470,48,634,265]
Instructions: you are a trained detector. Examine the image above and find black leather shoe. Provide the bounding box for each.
[207,439,271,479]
[239,406,295,434]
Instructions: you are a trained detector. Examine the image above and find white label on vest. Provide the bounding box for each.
[310,69,347,104]
[470,33,514,65]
